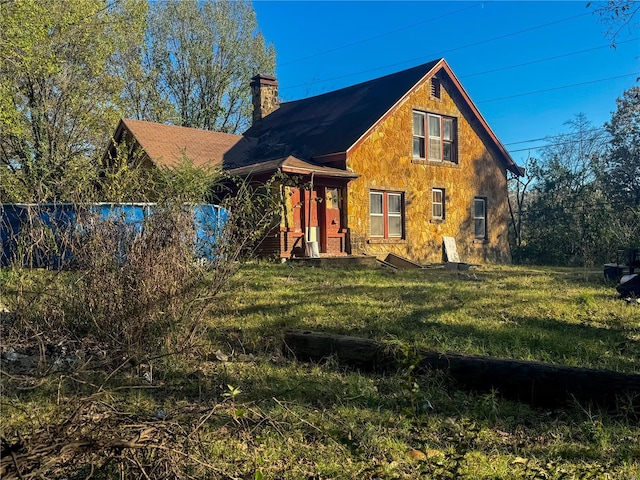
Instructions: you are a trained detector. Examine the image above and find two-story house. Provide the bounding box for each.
[106,58,523,264]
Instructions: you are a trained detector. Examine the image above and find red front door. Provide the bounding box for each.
[295,185,345,256]
[319,186,342,253]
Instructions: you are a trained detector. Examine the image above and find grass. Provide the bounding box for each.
[2,262,640,478]
[213,263,640,371]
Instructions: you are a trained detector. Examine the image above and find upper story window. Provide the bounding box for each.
[412,111,425,159]
[370,191,404,239]
[413,111,457,163]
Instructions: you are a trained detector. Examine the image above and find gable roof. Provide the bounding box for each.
[242,58,522,175]
[243,60,441,161]
[108,118,254,168]
[107,59,522,177]
[106,119,355,180]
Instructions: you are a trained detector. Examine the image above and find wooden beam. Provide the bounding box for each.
[284,330,640,409]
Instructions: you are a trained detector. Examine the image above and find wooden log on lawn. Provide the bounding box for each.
[284,330,640,409]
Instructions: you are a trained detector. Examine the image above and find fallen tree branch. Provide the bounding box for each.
[0,399,231,480]
[284,330,640,409]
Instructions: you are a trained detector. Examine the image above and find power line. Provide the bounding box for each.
[503,128,606,146]
[508,134,611,153]
[460,37,639,79]
[281,11,592,92]
[477,72,640,103]
[278,1,489,67]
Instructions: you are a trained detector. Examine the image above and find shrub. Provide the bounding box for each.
[1,176,280,360]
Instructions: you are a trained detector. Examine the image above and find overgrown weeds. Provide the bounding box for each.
[1,176,280,361]
[68,205,198,354]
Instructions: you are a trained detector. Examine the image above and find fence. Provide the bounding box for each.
[0,203,228,268]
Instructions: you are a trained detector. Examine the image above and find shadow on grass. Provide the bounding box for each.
[212,269,640,373]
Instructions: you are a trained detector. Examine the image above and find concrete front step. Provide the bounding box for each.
[287,255,379,267]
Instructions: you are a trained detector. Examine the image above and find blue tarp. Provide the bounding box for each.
[0,203,228,268]
[193,204,228,260]
[0,204,77,268]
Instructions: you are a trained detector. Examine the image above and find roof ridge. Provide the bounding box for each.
[279,59,443,105]
[122,118,244,138]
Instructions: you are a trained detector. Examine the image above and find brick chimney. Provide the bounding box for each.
[250,74,279,124]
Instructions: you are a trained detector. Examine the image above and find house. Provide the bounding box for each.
[106,58,523,264]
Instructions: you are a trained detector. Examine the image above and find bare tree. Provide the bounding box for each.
[516,114,610,266]
[588,1,640,47]
[507,156,534,253]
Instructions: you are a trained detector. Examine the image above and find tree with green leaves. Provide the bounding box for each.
[146,0,276,133]
[111,0,172,124]
[0,0,147,202]
[516,114,611,266]
[1,0,276,203]
[602,86,640,208]
[599,86,640,248]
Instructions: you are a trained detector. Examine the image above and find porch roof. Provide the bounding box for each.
[228,155,359,179]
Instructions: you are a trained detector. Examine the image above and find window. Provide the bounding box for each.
[432,188,444,220]
[370,192,384,236]
[412,111,425,159]
[474,197,487,239]
[370,191,404,238]
[387,193,403,237]
[413,111,457,163]
[325,187,339,209]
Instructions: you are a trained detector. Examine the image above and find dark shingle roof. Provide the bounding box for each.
[242,60,442,163]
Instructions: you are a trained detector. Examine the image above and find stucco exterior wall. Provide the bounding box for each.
[346,76,511,264]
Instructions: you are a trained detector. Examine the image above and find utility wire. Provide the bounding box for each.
[503,128,606,146]
[508,134,611,153]
[142,1,626,159]
[461,37,639,79]
[281,11,592,92]
[477,72,640,103]
[278,1,489,67]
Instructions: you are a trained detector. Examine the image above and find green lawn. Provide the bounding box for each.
[214,263,640,371]
[2,263,640,479]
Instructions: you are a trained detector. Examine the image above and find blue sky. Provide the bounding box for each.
[252,1,639,165]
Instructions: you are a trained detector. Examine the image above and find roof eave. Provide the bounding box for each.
[281,165,359,179]
[228,157,359,179]
[438,63,523,176]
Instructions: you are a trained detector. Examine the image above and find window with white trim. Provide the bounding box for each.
[413,111,457,163]
[432,188,444,220]
[370,191,404,239]
[412,111,425,159]
[474,197,487,239]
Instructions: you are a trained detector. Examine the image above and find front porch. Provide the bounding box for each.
[232,156,359,260]
[279,171,357,259]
